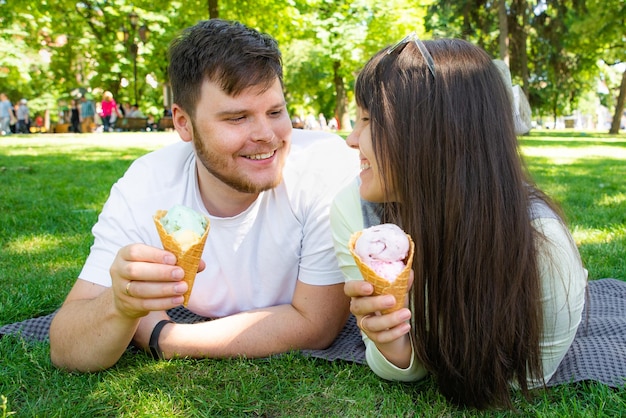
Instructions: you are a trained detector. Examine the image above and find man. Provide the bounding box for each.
[16,99,30,134]
[79,95,96,133]
[50,19,358,371]
[0,93,14,135]
[127,104,146,118]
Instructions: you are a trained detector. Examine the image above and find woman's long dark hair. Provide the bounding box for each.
[355,38,552,409]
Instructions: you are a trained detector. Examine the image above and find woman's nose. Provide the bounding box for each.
[345,130,359,149]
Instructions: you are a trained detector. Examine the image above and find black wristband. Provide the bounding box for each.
[149,319,173,360]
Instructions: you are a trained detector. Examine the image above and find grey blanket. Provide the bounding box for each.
[2,278,625,388]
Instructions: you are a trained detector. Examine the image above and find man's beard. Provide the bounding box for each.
[192,123,284,194]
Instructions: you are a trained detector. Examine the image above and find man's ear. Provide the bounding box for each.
[172,104,193,143]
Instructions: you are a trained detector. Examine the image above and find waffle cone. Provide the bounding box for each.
[153,210,210,307]
[349,230,414,314]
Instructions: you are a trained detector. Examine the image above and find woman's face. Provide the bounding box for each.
[346,106,392,202]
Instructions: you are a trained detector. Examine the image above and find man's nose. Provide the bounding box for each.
[250,117,274,142]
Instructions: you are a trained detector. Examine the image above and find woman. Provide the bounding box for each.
[330,37,587,409]
[100,91,121,132]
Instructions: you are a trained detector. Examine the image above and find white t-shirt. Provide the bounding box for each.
[79,129,359,317]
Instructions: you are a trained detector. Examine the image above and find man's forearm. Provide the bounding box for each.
[159,304,343,360]
[49,289,140,372]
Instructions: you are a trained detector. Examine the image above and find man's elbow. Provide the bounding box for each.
[49,340,77,371]
[308,334,336,350]
[49,323,70,369]
[49,340,81,372]
[304,314,349,350]
[49,332,112,372]
[50,347,75,371]
[50,347,112,373]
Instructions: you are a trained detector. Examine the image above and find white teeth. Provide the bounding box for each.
[360,162,371,170]
[246,151,274,160]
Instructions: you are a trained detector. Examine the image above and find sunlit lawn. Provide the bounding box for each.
[520,131,626,280]
[0,129,625,417]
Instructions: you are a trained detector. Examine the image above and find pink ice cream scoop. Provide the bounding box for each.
[354,224,410,282]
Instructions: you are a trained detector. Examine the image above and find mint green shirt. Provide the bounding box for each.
[330,178,587,385]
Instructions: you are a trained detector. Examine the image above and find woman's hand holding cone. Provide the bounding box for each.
[344,273,414,368]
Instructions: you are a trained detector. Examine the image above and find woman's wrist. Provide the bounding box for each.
[378,333,413,369]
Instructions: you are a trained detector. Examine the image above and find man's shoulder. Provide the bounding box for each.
[120,141,193,188]
[283,129,359,195]
[109,141,195,208]
[288,129,357,163]
[290,128,344,147]
[130,140,192,170]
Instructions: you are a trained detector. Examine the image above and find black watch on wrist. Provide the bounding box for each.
[149,319,173,360]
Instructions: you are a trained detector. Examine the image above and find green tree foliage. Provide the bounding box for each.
[572,0,625,133]
[527,0,599,124]
[0,0,622,131]
[425,0,621,130]
[284,0,429,129]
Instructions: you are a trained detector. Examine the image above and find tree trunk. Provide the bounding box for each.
[509,0,530,96]
[519,0,529,95]
[498,0,508,64]
[208,0,219,19]
[333,60,350,131]
[609,69,626,134]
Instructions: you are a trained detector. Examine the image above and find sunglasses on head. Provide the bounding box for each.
[386,32,436,78]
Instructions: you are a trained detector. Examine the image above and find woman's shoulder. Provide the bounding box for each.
[528,197,560,221]
[330,177,364,231]
[332,177,361,209]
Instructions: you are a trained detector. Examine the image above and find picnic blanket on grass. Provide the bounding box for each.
[1,278,625,388]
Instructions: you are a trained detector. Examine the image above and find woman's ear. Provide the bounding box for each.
[172,104,193,143]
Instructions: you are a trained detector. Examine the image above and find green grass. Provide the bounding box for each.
[1,130,625,417]
[520,131,626,280]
